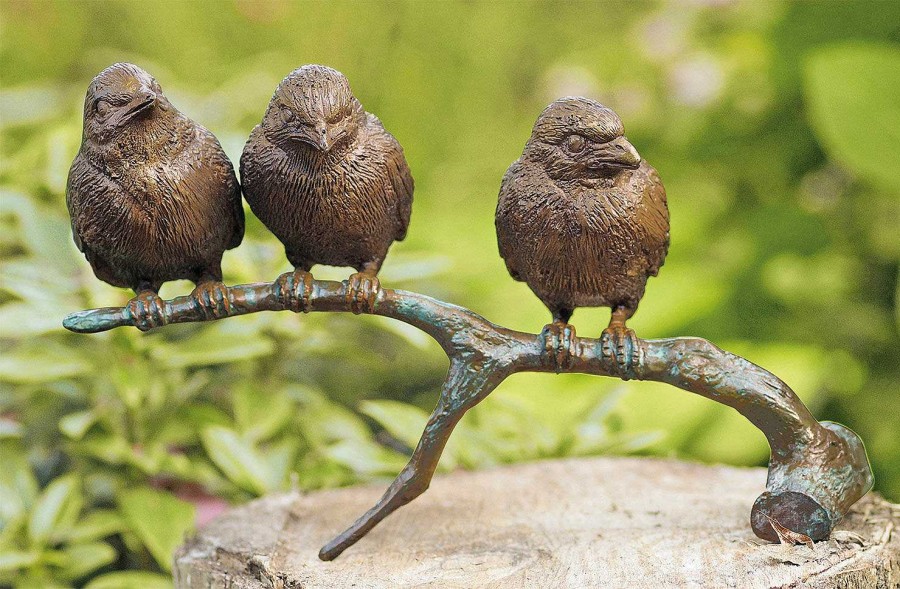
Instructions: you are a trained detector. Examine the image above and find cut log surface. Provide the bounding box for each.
[174,457,899,589]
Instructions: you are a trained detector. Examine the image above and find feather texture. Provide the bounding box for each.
[67,63,243,292]
[240,66,413,273]
[496,97,669,321]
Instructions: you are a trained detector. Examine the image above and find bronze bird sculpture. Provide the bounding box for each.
[240,65,413,314]
[67,63,244,330]
[496,97,669,370]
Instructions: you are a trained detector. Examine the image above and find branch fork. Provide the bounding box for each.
[63,275,874,560]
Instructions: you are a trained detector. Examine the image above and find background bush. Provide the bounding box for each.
[1,1,898,586]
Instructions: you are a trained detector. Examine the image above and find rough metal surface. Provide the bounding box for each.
[66,63,244,330]
[496,98,668,328]
[239,64,413,313]
[174,457,899,589]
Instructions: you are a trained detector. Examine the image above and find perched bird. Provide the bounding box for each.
[496,97,669,370]
[240,65,413,314]
[67,63,244,330]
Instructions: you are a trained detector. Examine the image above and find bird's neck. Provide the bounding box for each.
[90,115,193,170]
[575,176,617,189]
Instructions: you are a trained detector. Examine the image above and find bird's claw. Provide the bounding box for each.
[541,322,577,372]
[275,269,314,313]
[601,324,638,378]
[126,291,167,332]
[346,272,380,314]
[191,281,231,320]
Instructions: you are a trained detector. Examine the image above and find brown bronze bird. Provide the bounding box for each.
[239,65,413,314]
[67,63,244,331]
[496,97,669,371]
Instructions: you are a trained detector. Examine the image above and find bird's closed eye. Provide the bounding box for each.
[279,106,295,124]
[326,110,347,124]
[564,134,586,154]
[95,100,111,117]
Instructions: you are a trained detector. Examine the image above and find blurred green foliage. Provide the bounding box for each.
[0,0,898,586]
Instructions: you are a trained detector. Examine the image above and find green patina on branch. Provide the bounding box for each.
[64,275,874,561]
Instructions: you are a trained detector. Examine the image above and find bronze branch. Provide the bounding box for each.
[64,276,874,560]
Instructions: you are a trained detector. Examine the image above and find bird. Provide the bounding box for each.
[67,62,244,331]
[495,97,669,371]
[239,64,413,314]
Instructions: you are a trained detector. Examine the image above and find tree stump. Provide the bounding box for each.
[174,457,898,588]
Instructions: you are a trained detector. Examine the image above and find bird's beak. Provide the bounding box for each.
[314,122,333,152]
[588,136,641,170]
[115,89,157,126]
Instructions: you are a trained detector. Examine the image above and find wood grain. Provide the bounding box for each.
[174,457,898,588]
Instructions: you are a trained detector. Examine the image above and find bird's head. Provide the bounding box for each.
[263,65,364,154]
[524,97,641,183]
[82,63,172,145]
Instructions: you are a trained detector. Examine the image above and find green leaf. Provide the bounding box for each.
[0,550,40,571]
[118,488,194,572]
[59,410,97,440]
[58,542,116,581]
[0,441,38,524]
[296,395,371,449]
[200,426,270,495]
[324,438,407,476]
[260,439,298,491]
[0,301,67,338]
[149,324,274,368]
[61,510,125,543]
[358,400,429,449]
[0,348,90,384]
[233,385,295,443]
[177,405,232,434]
[72,435,133,465]
[609,431,666,454]
[805,42,900,192]
[27,474,82,546]
[569,389,628,455]
[84,571,172,589]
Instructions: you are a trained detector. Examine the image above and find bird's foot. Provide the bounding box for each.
[346,272,380,315]
[191,281,231,320]
[541,322,577,372]
[275,269,314,313]
[126,291,167,332]
[601,323,638,378]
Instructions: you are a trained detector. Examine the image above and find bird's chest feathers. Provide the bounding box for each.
[116,163,182,209]
[553,182,638,238]
[99,135,197,210]
[273,147,386,218]
[91,150,214,254]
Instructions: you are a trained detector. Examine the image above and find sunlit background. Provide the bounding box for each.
[1,1,898,585]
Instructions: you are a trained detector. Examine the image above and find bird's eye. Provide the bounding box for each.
[565,134,586,154]
[279,106,294,124]
[96,100,111,117]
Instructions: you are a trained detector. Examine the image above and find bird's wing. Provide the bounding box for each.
[495,170,520,279]
[388,145,414,242]
[496,161,559,282]
[193,126,245,250]
[66,153,91,252]
[67,153,127,254]
[65,153,133,288]
[637,162,670,277]
[368,114,414,242]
